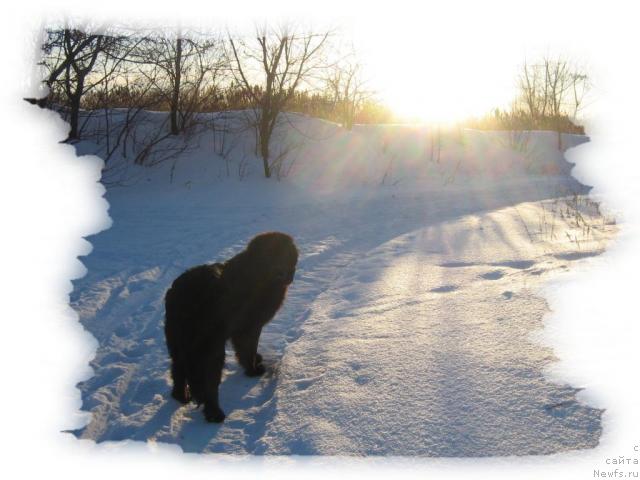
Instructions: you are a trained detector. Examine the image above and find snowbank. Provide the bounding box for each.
[74,110,588,193]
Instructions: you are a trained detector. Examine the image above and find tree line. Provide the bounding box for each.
[463,57,589,149]
[29,26,392,178]
[28,26,589,178]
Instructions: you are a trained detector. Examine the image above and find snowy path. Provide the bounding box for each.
[258,203,610,455]
[69,176,613,455]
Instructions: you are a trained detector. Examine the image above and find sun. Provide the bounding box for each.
[379,67,514,124]
[351,15,520,125]
[386,87,478,124]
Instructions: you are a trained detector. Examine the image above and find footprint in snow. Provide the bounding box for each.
[492,260,535,270]
[349,361,362,371]
[293,373,325,391]
[439,261,477,268]
[430,285,459,293]
[554,251,601,261]
[354,375,371,385]
[480,270,504,280]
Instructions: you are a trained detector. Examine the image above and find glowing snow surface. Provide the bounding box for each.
[258,203,612,455]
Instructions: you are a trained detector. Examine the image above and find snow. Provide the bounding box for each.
[67,112,615,456]
[258,202,609,456]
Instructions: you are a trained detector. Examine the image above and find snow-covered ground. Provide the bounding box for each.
[68,113,615,455]
[259,201,610,456]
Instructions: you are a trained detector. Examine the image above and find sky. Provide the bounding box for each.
[346,9,589,123]
[351,16,520,122]
[219,4,592,124]
[219,9,586,123]
[30,3,591,124]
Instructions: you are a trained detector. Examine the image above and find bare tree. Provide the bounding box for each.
[227,25,330,178]
[518,59,547,124]
[134,31,225,135]
[32,27,112,151]
[86,51,163,164]
[517,56,589,149]
[325,55,370,130]
[33,30,99,105]
[37,28,138,141]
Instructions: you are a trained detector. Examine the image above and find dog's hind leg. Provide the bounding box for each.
[202,339,226,423]
[169,357,190,404]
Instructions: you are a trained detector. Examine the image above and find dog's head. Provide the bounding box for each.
[247,232,298,285]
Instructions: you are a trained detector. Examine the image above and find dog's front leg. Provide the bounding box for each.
[231,324,265,377]
[202,339,226,423]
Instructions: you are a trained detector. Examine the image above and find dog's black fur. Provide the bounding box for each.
[164,232,298,422]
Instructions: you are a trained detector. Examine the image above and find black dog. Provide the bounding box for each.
[164,232,298,422]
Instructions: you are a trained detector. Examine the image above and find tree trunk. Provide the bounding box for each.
[170,107,179,135]
[260,131,271,178]
[170,38,183,135]
[556,116,563,151]
[67,80,84,141]
[259,113,272,178]
[557,129,563,151]
[68,98,80,140]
